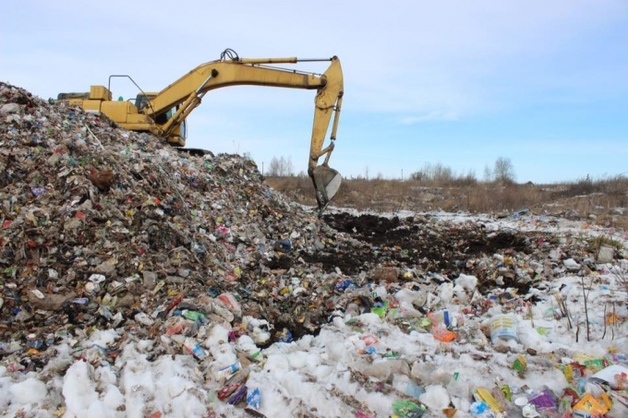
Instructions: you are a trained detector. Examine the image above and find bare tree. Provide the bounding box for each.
[493,157,516,183]
[483,164,493,182]
[268,157,281,176]
[281,156,294,176]
[267,156,294,176]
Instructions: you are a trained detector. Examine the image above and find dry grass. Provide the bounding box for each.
[265,175,628,228]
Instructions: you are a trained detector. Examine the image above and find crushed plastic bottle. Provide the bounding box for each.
[216,361,241,381]
[273,239,292,252]
[428,309,453,327]
[183,337,207,359]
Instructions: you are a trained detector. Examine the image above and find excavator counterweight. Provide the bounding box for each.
[57,48,344,213]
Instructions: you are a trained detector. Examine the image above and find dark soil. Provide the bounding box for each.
[310,212,551,293]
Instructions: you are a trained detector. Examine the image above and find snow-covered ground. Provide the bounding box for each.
[1,211,627,418]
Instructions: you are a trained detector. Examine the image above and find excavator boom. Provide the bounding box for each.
[57,49,344,213]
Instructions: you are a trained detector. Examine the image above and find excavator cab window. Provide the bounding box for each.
[135,93,149,111]
[155,106,186,140]
[154,106,177,125]
[135,92,186,140]
[179,116,187,139]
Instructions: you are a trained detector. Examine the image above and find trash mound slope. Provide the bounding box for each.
[0,81,580,350]
[0,81,342,347]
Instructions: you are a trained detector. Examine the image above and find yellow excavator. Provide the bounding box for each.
[57,48,343,213]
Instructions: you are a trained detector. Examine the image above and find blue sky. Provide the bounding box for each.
[2,1,627,183]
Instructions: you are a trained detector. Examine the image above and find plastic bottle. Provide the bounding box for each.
[183,337,207,359]
[429,310,453,327]
[216,362,241,380]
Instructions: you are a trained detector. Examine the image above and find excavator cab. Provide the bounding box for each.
[311,165,342,214]
[136,93,187,145]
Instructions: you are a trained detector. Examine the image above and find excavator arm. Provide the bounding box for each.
[142,49,344,213]
[57,49,344,213]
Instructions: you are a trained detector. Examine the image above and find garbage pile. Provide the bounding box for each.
[0,81,352,349]
[1,82,627,417]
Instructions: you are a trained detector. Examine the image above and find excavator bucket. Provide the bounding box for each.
[312,165,342,214]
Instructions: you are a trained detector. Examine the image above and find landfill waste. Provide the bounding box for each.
[490,314,520,344]
[1,82,627,417]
